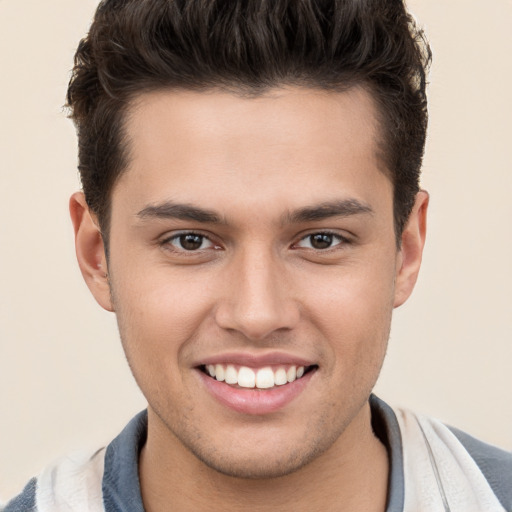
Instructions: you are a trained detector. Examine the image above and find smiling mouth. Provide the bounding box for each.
[199,364,318,390]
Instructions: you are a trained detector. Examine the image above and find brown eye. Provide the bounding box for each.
[310,233,334,249]
[296,232,344,250]
[167,233,214,251]
[179,234,204,250]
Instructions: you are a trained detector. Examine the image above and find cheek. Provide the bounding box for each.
[110,268,215,370]
[110,276,207,412]
[304,261,396,365]
[119,264,212,322]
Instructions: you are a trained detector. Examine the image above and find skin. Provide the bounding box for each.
[70,87,428,511]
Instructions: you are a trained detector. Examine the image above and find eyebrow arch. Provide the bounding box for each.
[137,202,224,224]
[136,199,372,225]
[284,199,374,224]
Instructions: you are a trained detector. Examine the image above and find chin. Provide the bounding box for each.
[193,446,323,480]
[181,424,341,481]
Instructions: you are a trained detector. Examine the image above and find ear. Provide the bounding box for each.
[69,191,114,312]
[394,190,429,308]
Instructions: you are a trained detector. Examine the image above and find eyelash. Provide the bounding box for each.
[293,231,349,251]
[160,230,350,253]
[160,231,219,252]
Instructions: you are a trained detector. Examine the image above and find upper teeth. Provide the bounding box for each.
[206,364,306,389]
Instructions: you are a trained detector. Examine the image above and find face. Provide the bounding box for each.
[72,86,426,479]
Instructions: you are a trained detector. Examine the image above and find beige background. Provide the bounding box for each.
[1,0,511,499]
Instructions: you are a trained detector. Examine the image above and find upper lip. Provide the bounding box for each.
[195,351,315,368]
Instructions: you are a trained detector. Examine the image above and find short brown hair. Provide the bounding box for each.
[67,0,431,242]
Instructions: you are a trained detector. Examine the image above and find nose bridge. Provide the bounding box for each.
[215,243,299,340]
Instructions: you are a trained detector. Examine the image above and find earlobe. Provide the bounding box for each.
[394,190,429,308]
[69,191,114,312]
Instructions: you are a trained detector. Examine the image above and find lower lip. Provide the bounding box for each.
[197,369,315,415]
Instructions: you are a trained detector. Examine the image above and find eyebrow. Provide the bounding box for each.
[283,199,374,224]
[136,198,373,225]
[137,202,224,224]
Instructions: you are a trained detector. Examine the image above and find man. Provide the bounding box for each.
[3,0,511,511]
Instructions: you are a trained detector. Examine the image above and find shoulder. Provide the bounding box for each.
[1,478,37,512]
[1,448,106,512]
[448,424,512,510]
[1,410,148,512]
[396,406,512,511]
[370,396,512,511]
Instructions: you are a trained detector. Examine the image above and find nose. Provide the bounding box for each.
[214,248,300,341]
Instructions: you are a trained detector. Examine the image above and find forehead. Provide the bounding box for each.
[125,86,381,164]
[114,86,391,221]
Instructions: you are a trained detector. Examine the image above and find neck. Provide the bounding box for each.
[139,402,389,512]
